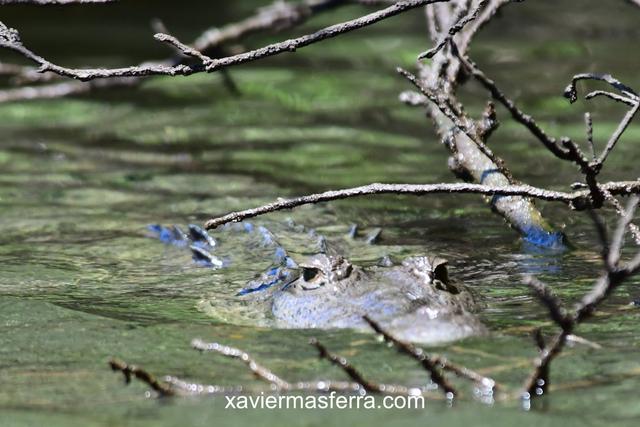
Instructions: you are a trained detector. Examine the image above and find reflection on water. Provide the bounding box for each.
[1,0,640,426]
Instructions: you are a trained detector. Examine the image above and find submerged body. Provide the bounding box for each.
[149,222,485,344]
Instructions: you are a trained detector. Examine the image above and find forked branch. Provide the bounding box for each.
[522,196,640,399]
[0,0,448,81]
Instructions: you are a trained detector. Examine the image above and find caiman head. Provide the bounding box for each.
[271,252,484,344]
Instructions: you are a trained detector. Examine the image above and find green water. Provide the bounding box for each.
[1,1,640,425]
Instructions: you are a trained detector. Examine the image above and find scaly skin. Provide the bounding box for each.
[265,253,485,344]
[149,221,485,344]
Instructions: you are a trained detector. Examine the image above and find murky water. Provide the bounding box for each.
[1,1,640,425]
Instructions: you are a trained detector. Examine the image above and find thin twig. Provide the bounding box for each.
[153,33,214,65]
[585,90,636,107]
[522,331,569,397]
[309,338,383,393]
[522,276,571,330]
[0,0,448,81]
[584,112,595,160]
[0,0,354,103]
[398,65,514,180]
[523,197,640,398]
[596,101,640,168]
[564,73,639,104]
[606,195,639,268]
[454,50,570,161]
[418,0,488,59]
[204,180,640,229]
[363,316,456,395]
[0,0,115,4]
[602,190,640,245]
[191,339,422,396]
[109,357,175,397]
[191,339,292,390]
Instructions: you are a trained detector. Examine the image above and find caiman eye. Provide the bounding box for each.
[302,267,321,282]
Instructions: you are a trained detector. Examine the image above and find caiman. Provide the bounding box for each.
[148,221,485,344]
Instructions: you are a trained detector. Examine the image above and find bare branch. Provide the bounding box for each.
[418,0,488,59]
[602,190,640,245]
[565,73,640,172]
[153,33,214,65]
[160,376,244,396]
[607,195,640,267]
[454,51,570,161]
[204,180,640,229]
[112,340,436,398]
[191,339,292,390]
[584,112,595,160]
[309,338,384,393]
[523,276,571,331]
[397,65,514,180]
[524,198,640,398]
[566,334,602,350]
[0,0,448,81]
[564,73,639,104]
[413,0,559,247]
[191,0,340,53]
[457,52,640,209]
[0,0,115,4]
[596,101,640,168]
[0,0,355,103]
[0,61,32,76]
[585,90,636,107]
[363,316,457,396]
[109,358,175,397]
[191,339,424,396]
[522,331,569,397]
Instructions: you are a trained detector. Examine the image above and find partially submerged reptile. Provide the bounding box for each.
[148,221,485,344]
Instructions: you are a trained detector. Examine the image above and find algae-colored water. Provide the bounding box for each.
[1,1,639,426]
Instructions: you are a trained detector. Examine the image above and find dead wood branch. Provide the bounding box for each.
[192,339,292,390]
[363,316,459,395]
[0,0,448,81]
[456,43,640,209]
[522,196,640,399]
[0,0,389,102]
[419,0,488,59]
[453,51,570,161]
[109,357,175,397]
[111,328,501,400]
[310,338,386,393]
[412,0,563,247]
[204,181,640,230]
[191,338,420,395]
[0,0,115,4]
[398,65,513,181]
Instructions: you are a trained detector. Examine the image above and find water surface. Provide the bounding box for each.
[1,1,640,425]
